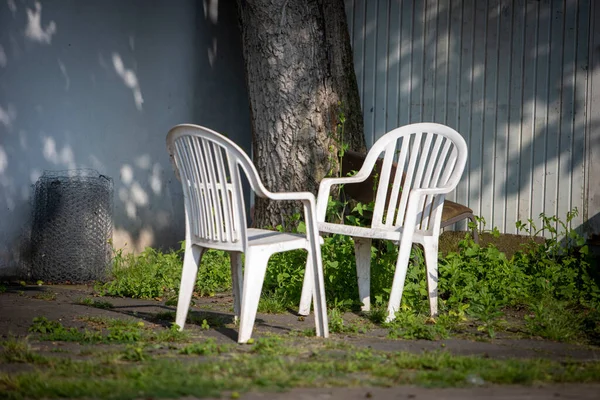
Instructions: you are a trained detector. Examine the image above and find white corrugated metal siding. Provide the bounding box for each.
[345,0,592,235]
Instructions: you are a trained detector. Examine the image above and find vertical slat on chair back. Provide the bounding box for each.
[370,124,466,233]
[168,128,247,250]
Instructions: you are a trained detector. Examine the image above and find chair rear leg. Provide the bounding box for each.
[176,244,203,331]
[298,257,313,316]
[238,248,270,344]
[230,251,243,323]
[354,238,372,312]
[423,238,439,317]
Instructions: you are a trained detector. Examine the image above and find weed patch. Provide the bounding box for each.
[32,291,56,301]
[257,293,288,314]
[77,297,114,309]
[96,243,230,300]
[327,309,369,334]
[524,298,585,342]
[1,337,47,364]
[179,339,227,356]
[120,345,149,362]
[29,317,103,343]
[28,317,189,344]
[386,312,450,341]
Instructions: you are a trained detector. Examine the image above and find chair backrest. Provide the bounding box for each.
[166,124,260,251]
[359,123,467,233]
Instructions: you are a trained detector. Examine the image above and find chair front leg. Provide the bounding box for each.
[423,237,439,317]
[176,244,204,331]
[354,237,372,312]
[229,251,243,323]
[238,247,270,344]
[386,232,415,323]
[302,201,328,338]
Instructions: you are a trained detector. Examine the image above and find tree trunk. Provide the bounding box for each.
[237,0,366,229]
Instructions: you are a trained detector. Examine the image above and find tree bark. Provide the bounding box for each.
[237,0,366,229]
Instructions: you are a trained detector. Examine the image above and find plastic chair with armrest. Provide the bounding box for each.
[167,124,329,343]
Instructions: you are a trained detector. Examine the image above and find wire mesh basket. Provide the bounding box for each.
[30,170,113,283]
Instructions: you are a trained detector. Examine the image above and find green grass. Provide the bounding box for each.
[119,345,150,362]
[77,297,114,309]
[32,291,56,301]
[1,337,48,364]
[257,293,288,314]
[28,317,189,344]
[386,312,451,341]
[95,244,230,300]
[524,297,587,342]
[327,308,371,334]
[179,338,228,356]
[1,337,599,400]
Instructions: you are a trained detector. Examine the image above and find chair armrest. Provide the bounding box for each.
[262,191,316,205]
[315,174,372,222]
[261,191,321,247]
[255,189,321,242]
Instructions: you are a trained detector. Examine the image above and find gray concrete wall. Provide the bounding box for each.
[0,0,251,276]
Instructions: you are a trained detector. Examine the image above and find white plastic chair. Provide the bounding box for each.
[166,124,329,343]
[299,123,468,322]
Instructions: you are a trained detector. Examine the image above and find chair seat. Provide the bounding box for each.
[318,222,430,244]
[440,200,474,227]
[318,221,399,239]
[247,228,309,250]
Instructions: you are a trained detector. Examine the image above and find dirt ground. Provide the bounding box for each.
[1,284,600,399]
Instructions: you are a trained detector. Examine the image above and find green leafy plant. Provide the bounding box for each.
[326,308,369,334]
[386,311,449,341]
[29,317,65,335]
[106,322,143,342]
[513,209,599,307]
[200,319,210,330]
[29,317,102,343]
[96,242,231,300]
[327,308,346,333]
[179,339,223,356]
[120,345,148,362]
[467,288,506,339]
